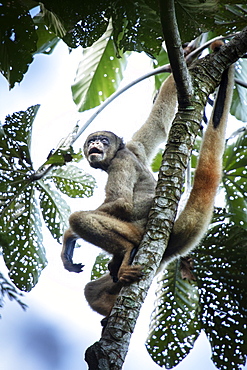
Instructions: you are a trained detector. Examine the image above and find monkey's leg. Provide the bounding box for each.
[62,210,143,278]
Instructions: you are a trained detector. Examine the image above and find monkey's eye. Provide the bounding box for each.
[101,138,109,145]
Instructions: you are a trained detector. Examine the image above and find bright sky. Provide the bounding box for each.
[0,38,245,370]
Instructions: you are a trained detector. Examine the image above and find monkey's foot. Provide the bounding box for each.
[118,265,143,284]
[63,261,84,273]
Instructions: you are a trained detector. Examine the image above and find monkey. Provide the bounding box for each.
[61,73,177,280]
[61,47,234,317]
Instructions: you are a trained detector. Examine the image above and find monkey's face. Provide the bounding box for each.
[84,131,124,170]
[87,135,109,163]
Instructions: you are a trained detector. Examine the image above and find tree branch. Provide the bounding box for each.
[159,0,193,107]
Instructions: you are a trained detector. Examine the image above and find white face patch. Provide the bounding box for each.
[87,140,104,162]
[88,151,104,163]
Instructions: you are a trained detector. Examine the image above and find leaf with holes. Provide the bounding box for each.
[71,22,128,112]
[0,184,47,292]
[0,105,97,291]
[0,1,37,88]
[37,180,71,243]
[231,59,247,122]
[194,223,247,370]
[91,252,111,281]
[223,127,247,227]
[0,105,47,291]
[146,260,201,368]
[48,164,96,198]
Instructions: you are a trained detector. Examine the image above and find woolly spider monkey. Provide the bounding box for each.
[61,42,234,317]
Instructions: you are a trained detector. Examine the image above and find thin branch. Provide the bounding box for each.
[159,0,193,107]
[185,32,240,64]
[72,64,172,143]
[235,78,247,88]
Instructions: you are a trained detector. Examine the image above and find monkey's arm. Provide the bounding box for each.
[130,74,177,162]
[159,65,234,269]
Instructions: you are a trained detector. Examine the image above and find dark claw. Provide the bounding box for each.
[101,316,109,334]
[129,245,138,264]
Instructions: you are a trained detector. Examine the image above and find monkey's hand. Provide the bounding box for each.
[118,265,143,284]
[63,260,84,273]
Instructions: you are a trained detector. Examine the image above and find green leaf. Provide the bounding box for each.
[0,272,27,314]
[153,48,170,90]
[195,223,247,370]
[48,164,96,198]
[151,149,163,173]
[38,4,66,39]
[91,252,111,281]
[0,185,47,292]
[146,260,201,368]
[0,105,39,213]
[223,127,247,227]
[231,59,247,123]
[112,0,163,56]
[37,180,71,243]
[0,1,37,88]
[214,4,247,36]
[33,11,60,55]
[71,23,128,112]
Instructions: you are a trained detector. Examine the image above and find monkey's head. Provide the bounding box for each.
[84,131,125,171]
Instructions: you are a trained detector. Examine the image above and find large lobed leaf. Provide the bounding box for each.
[0,186,46,292]
[0,105,39,216]
[0,105,96,291]
[0,105,46,291]
[195,222,247,370]
[146,260,201,368]
[147,220,247,370]
[231,59,247,123]
[37,180,71,243]
[223,126,247,227]
[72,23,128,112]
[0,0,37,88]
[48,165,95,198]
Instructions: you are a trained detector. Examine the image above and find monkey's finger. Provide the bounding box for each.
[64,262,84,273]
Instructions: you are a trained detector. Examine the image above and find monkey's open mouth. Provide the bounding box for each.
[89,148,102,155]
